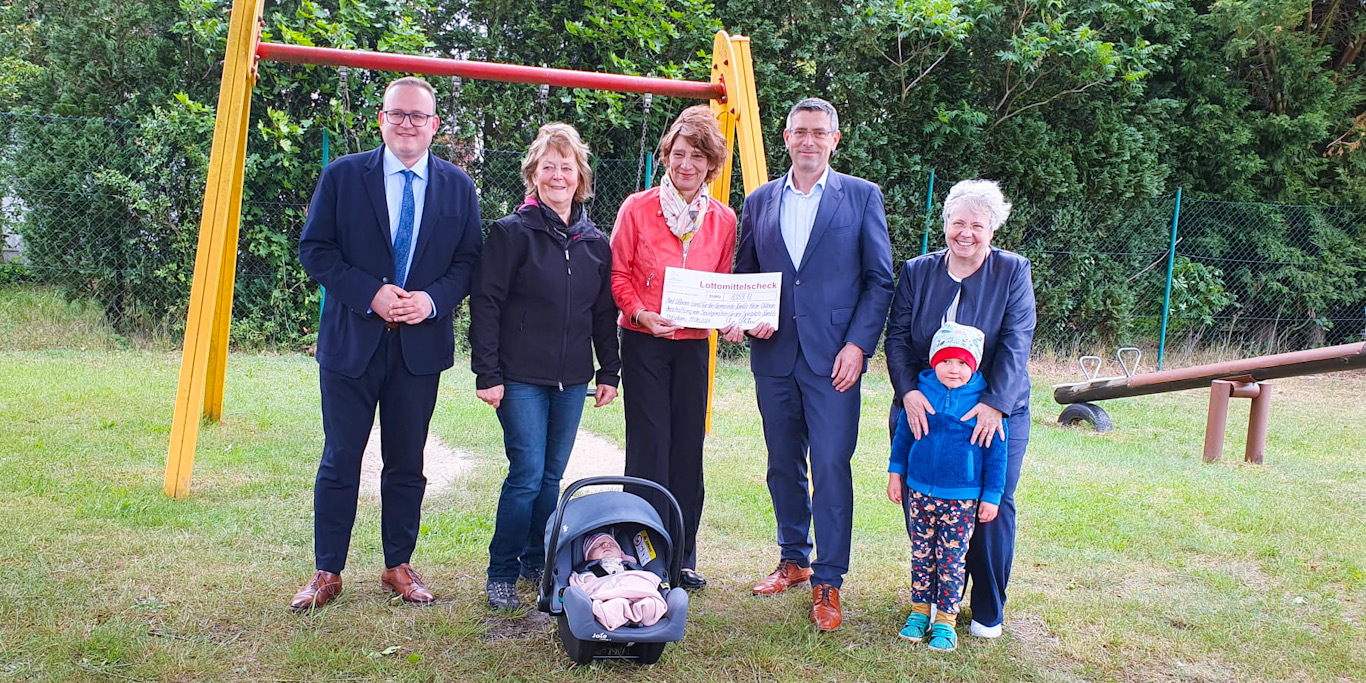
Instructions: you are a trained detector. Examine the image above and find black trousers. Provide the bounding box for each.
[314,329,439,574]
[620,329,709,571]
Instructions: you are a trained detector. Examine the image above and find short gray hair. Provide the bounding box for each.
[942,179,1012,231]
[785,97,839,132]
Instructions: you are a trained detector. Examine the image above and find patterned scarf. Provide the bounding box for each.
[659,172,709,248]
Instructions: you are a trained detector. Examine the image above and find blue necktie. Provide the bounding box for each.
[393,169,416,288]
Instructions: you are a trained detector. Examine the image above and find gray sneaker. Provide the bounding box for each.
[486,580,520,610]
[518,567,544,585]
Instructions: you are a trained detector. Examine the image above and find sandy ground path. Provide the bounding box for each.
[358,427,623,497]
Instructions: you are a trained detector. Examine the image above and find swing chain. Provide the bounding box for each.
[338,66,353,156]
[539,83,550,123]
[448,76,462,161]
[635,93,653,191]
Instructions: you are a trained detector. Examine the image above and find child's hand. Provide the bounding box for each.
[886,474,903,504]
[978,501,998,522]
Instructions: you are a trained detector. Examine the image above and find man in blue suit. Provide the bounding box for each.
[736,97,894,631]
[291,77,482,612]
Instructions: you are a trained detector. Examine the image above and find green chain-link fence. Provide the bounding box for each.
[4,112,1364,360]
[900,177,1366,364]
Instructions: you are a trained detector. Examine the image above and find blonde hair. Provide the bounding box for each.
[382,76,437,111]
[521,122,594,204]
[658,105,730,184]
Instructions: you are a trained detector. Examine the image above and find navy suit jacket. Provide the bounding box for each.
[736,170,895,377]
[300,146,482,378]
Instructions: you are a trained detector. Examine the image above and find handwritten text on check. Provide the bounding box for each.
[659,267,781,330]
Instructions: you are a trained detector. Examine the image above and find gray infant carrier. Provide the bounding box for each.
[538,476,689,664]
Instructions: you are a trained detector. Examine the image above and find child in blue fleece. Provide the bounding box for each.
[887,322,1007,652]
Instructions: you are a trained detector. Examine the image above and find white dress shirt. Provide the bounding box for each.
[779,166,830,269]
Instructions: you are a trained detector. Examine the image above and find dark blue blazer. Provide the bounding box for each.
[736,171,895,377]
[299,146,483,378]
[884,248,1036,423]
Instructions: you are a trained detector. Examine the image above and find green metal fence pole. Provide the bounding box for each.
[1157,187,1183,370]
[318,130,330,323]
[921,169,936,255]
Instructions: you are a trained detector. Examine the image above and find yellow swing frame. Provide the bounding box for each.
[163,0,768,498]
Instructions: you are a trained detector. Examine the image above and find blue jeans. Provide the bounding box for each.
[487,381,587,582]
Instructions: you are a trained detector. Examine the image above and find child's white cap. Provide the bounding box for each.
[929,322,985,373]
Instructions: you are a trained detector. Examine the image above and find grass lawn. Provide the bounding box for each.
[1,287,1364,681]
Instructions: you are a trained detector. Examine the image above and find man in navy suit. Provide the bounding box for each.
[736,97,894,631]
[291,77,482,612]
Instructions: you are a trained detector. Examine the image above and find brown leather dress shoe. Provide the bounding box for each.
[380,563,435,605]
[290,570,342,613]
[811,584,842,631]
[752,559,814,596]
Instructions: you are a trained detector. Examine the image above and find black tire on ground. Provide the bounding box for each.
[556,614,596,664]
[631,641,667,665]
[1058,402,1114,432]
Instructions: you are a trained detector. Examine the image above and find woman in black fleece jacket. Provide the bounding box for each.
[468,123,620,611]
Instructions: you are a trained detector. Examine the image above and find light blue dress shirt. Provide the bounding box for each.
[381,147,436,316]
[779,166,830,269]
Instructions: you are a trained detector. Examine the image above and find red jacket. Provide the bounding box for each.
[610,187,737,340]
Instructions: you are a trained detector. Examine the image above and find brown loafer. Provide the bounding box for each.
[811,584,842,631]
[752,559,814,596]
[380,563,435,605]
[290,570,342,613]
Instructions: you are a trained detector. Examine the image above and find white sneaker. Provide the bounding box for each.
[969,620,1003,639]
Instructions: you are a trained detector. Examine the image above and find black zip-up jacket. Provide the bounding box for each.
[469,200,621,390]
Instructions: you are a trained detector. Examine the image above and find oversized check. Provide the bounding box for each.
[659,267,781,330]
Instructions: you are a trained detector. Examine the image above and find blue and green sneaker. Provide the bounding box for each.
[899,612,931,641]
[927,622,958,652]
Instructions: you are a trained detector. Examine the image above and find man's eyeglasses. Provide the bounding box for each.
[788,128,834,141]
[380,110,434,126]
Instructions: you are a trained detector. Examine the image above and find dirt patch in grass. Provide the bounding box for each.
[479,609,552,642]
[560,429,624,485]
[1122,658,1244,682]
[1006,614,1088,682]
[359,426,473,498]
[1187,556,1271,593]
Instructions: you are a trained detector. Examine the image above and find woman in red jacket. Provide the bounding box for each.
[611,105,744,589]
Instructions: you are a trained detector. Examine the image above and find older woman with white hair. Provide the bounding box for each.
[884,178,1036,640]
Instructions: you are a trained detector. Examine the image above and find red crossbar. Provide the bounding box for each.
[256,43,726,101]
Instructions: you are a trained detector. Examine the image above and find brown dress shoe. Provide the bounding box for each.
[290,570,342,613]
[752,559,814,596]
[380,563,435,605]
[811,584,842,631]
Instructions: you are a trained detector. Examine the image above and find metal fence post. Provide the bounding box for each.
[921,169,936,255]
[1157,187,1183,370]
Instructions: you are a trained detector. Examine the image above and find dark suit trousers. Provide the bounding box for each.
[755,345,862,589]
[963,410,1029,627]
[315,328,439,573]
[620,329,709,572]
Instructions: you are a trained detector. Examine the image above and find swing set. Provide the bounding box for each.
[163,0,769,498]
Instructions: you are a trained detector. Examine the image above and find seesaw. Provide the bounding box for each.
[1053,342,1366,463]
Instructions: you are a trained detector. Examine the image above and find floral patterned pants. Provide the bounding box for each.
[905,489,977,614]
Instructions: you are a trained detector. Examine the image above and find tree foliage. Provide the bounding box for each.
[1,0,1362,349]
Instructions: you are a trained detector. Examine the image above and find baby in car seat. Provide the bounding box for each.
[570,532,668,629]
